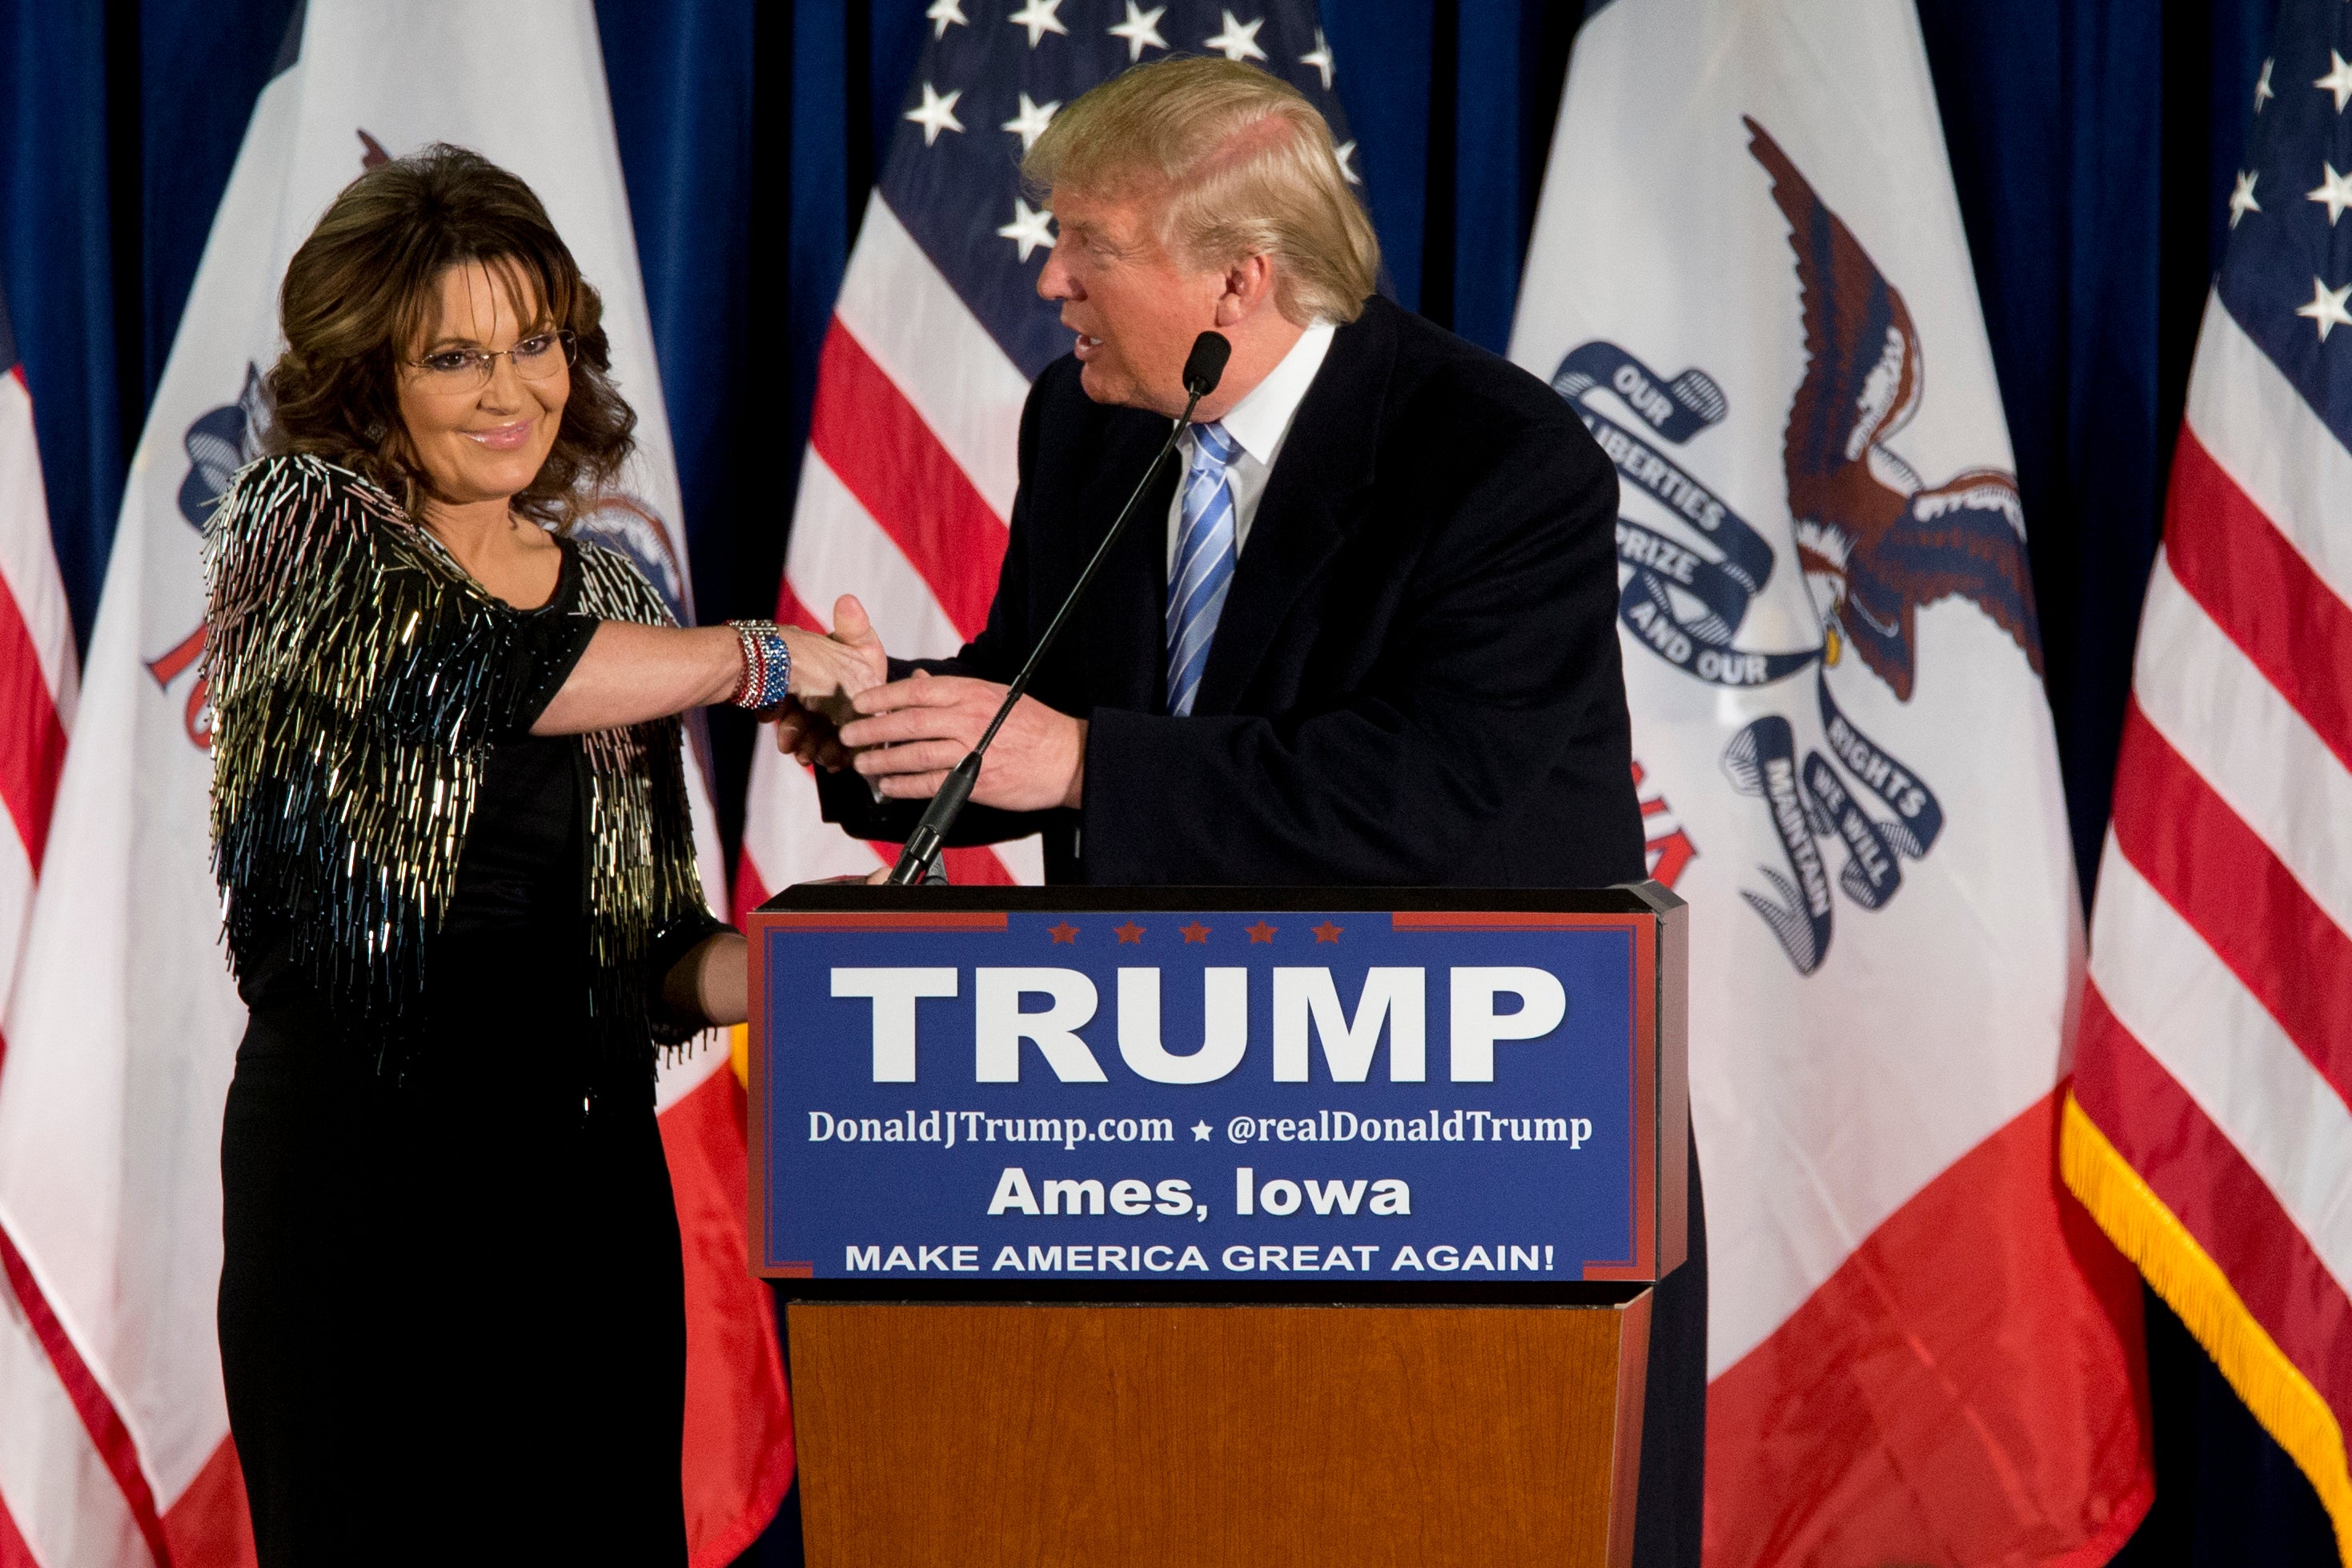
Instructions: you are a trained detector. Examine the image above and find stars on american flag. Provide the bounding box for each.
[1110,2,1168,61]
[905,82,965,145]
[2296,275,2352,340]
[998,198,1058,261]
[1335,138,1359,185]
[1300,26,1335,89]
[2308,161,2352,224]
[1009,0,1070,47]
[926,0,968,39]
[2222,37,2352,350]
[2230,169,2262,227]
[2316,49,2352,113]
[1002,92,1061,151]
[1204,10,1268,62]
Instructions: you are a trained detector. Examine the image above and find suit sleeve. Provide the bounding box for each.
[1079,420,1629,884]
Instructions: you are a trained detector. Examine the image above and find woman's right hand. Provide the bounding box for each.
[776,596,888,763]
[539,597,885,740]
[784,596,885,703]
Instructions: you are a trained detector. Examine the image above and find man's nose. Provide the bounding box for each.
[1037,251,1077,303]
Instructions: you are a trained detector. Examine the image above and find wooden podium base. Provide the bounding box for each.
[787,1296,1652,1567]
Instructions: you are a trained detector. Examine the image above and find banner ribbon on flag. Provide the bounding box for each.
[1554,341,1820,689]
[1554,337,1947,974]
[1816,675,1943,858]
[1721,715,1836,971]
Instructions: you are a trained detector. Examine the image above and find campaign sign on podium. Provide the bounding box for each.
[749,886,1686,1291]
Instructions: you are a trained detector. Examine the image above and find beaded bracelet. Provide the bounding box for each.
[727,620,793,716]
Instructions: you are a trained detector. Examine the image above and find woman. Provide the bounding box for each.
[206,145,871,1563]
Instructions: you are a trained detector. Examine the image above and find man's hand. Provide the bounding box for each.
[772,596,886,769]
[772,697,853,770]
[840,672,1087,812]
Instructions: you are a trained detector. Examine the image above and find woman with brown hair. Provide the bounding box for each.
[205,144,868,1562]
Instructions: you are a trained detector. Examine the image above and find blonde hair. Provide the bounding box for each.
[1022,57,1379,326]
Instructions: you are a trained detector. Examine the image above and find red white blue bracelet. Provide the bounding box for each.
[728,620,793,716]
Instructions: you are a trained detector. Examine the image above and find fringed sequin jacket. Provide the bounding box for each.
[204,453,718,1069]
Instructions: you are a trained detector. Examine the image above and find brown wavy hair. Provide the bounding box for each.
[263,143,634,529]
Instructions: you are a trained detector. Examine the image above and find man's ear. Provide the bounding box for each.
[1213,254,1278,327]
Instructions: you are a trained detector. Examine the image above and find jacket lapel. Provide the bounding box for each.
[1060,407,1176,716]
[1190,299,1399,715]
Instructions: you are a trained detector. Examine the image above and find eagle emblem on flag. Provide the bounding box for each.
[1748,118,2043,701]
[1554,118,2045,974]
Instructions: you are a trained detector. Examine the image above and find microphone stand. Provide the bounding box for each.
[885,334,1230,884]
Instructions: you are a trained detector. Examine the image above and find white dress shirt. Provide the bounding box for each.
[1164,319,1337,576]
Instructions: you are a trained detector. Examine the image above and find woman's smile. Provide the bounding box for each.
[465,417,536,451]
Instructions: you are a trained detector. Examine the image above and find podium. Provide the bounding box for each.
[748,884,1687,1566]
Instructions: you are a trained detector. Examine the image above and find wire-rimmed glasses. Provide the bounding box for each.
[406,329,576,393]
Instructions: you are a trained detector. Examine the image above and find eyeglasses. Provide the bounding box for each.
[406,330,576,392]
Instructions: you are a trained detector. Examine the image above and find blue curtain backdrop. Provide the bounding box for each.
[0,1,2323,1560]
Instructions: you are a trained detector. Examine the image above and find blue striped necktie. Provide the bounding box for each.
[1166,420,1240,717]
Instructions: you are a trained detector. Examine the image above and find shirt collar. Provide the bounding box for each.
[1203,319,1336,467]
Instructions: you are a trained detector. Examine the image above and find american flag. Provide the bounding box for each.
[2065,0,2352,1543]
[737,0,1359,909]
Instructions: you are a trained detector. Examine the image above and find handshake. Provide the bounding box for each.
[769,595,1090,814]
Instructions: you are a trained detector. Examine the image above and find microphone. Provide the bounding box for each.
[1181,331,1233,397]
[886,330,1233,884]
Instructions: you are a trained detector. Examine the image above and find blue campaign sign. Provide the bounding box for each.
[749,896,1673,1287]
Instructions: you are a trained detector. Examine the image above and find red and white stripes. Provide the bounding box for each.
[2068,293,2352,1540]
[737,195,1043,912]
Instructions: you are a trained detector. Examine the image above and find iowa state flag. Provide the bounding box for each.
[0,6,789,1563]
[1511,0,2152,1558]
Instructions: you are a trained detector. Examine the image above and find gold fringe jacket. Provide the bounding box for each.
[203,453,716,1067]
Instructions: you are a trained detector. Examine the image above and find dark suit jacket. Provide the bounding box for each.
[821,294,1645,890]
[822,305,1703,1566]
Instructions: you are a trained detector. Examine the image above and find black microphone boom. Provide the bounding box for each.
[886,330,1231,884]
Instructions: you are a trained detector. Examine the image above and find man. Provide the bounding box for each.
[785,57,1703,1562]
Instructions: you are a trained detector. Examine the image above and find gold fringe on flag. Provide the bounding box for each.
[2060,1090,2352,1563]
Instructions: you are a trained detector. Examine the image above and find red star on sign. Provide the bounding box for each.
[1311,921,1344,943]
[1114,921,1146,944]
[1179,921,1212,943]
[1245,921,1278,943]
[1048,922,1079,944]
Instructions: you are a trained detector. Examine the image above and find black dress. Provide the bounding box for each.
[217,544,695,1565]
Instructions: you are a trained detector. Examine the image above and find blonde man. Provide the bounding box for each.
[790,57,1704,1561]
[808,54,1646,887]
